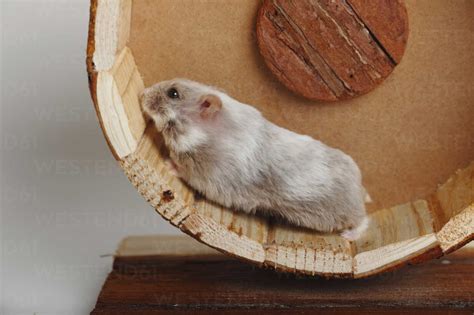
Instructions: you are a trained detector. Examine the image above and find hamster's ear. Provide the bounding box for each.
[199,94,222,119]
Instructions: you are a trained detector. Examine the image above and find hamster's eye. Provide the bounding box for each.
[167,88,180,99]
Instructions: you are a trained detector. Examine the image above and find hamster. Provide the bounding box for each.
[141,79,370,240]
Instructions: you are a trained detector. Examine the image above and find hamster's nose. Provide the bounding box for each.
[141,94,164,113]
[140,86,155,103]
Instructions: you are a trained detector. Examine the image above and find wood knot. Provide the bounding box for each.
[162,190,175,203]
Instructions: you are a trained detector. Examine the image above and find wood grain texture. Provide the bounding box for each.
[353,234,441,278]
[96,47,146,158]
[87,0,121,161]
[88,0,145,160]
[347,0,409,63]
[433,162,474,230]
[91,236,474,314]
[93,0,131,71]
[256,0,409,101]
[353,199,434,253]
[438,206,474,254]
[120,127,193,227]
[87,0,474,278]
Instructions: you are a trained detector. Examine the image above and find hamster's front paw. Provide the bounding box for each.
[165,159,180,178]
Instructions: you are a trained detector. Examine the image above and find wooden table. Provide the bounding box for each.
[91,236,473,314]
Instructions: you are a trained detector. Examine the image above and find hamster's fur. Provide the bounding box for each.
[141,79,370,240]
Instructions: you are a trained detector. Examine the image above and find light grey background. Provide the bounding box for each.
[1,1,178,314]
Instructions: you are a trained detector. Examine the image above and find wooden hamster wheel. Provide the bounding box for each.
[86,0,473,278]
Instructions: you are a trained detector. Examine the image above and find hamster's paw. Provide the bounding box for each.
[364,193,372,203]
[363,188,373,203]
[341,228,360,241]
[341,217,370,241]
[165,159,180,177]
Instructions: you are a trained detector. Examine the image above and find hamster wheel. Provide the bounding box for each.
[87,0,473,278]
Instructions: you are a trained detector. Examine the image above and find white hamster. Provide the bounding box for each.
[141,79,370,240]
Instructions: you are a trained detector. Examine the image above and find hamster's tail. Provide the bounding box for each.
[341,217,370,241]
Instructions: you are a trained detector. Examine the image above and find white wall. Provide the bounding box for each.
[1,1,178,314]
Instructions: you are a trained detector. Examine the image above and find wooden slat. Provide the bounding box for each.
[433,162,474,230]
[132,126,196,206]
[354,234,441,278]
[437,206,474,254]
[93,0,132,71]
[120,141,192,227]
[265,227,353,276]
[96,47,146,159]
[112,47,146,141]
[265,244,353,277]
[193,200,270,245]
[96,70,136,158]
[354,200,435,254]
[180,213,266,264]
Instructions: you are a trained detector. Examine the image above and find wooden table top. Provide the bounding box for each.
[91,236,474,314]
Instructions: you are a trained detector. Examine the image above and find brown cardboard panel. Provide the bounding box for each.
[129,0,474,212]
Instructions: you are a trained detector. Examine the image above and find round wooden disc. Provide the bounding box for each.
[256,0,409,102]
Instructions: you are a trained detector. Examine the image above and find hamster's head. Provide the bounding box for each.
[141,79,225,153]
[141,79,223,133]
